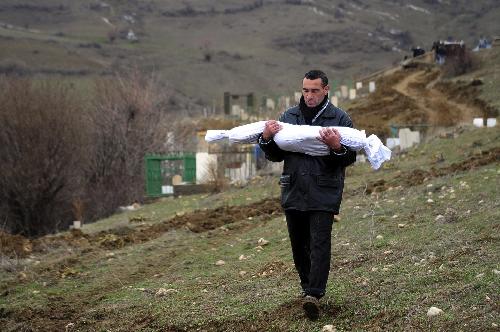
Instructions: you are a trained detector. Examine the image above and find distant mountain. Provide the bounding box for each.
[1,0,498,110]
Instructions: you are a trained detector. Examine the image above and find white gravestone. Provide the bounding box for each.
[369,81,376,93]
[340,85,349,98]
[349,89,356,100]
[399,128,420,150]
[266,98,275,110]
[473,118,484,127]
[486,118,496,127]
[331,96,338,107]
[294,92,301,103]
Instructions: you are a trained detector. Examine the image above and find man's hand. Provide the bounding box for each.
[262,120,282,141]
[317,127,342,151]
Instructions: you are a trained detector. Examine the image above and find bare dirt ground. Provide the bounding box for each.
[0,199,283,259]
[349,63,497,138]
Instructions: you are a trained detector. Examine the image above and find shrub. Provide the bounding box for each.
[0,77,86,237]
[0,70,173,236]
[83,69,168,221]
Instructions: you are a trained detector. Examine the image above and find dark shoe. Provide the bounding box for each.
[302,295,320,320]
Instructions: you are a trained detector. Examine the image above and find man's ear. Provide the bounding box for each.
[324,85,330,95]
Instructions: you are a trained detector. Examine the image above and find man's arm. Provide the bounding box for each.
[329,144,357,168]
[258,119,285,162]
[318,114,357,167]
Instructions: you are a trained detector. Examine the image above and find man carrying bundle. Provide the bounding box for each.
[258,70,356,320]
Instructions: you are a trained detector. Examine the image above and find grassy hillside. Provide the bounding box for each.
[1,0,499,107]
[1,3,499,330]
[1,124,498,331]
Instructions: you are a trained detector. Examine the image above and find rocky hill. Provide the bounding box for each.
[0,0,499,108]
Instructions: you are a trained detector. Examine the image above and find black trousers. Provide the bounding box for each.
[285,209,333,299]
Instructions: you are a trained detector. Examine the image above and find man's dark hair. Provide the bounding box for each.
[304,70,328,87]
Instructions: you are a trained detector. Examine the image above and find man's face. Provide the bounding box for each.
[302,78,329,108]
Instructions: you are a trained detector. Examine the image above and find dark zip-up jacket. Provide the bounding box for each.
[259,101,356,213]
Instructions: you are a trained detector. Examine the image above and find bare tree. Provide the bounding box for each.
[83,69,168,220]
[205,159,228,193]
[0,70,182,236]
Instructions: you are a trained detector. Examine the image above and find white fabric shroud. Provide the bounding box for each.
[205,121,391,170]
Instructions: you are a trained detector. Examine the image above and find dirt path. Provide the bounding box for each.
[392,70,423,97]
[392,68,484,126]
[350,64,493,137]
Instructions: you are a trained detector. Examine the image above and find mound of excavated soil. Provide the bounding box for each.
[0,231,32,258]
[0,198,282,258]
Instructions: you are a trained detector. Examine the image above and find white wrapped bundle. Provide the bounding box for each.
[205,121,391,170]
[205,121,268,144]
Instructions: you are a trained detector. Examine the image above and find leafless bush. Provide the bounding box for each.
[0,69,176,236]
[163,118,198,153]
[0,77,86,237]
[205,160,228,193]
[83,69,168,221]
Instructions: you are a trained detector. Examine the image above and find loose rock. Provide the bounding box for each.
[427,306,443,317]
[155,288,178,296]
[215,260,225,266]
[257,238,269,246]
[321,325,337,332]
[435,215,445,222]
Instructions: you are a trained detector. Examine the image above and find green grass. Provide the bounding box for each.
[1,125,499,331]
